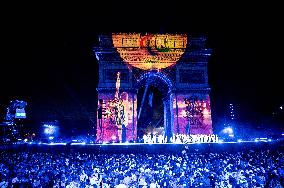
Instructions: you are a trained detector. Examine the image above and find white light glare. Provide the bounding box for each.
[223,127,233,134]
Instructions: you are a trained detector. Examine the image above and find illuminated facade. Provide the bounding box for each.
[94,33,213,143]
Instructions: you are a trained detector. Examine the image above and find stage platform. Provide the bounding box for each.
[1,140,284,154]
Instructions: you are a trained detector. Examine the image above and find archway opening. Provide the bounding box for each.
[137,85,164,139]
[135,71,174,142]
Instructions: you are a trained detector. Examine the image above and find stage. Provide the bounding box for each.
[2,139,284,154]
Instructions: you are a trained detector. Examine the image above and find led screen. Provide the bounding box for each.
[15,108,26,119]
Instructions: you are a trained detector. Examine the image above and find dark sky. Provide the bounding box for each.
[1,2,283,131]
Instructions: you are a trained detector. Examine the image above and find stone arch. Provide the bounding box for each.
[94,34,213,143]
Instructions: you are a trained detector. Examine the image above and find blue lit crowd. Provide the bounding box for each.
[1,148,284,188]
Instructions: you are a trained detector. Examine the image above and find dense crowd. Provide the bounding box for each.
[1,148,284,188]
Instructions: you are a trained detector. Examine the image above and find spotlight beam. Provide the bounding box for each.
[138,83,149,121]
[153,117,163,129]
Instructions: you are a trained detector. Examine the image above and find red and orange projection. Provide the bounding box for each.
[112,33,187,70]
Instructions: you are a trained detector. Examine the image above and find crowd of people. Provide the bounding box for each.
[1,145,284,188]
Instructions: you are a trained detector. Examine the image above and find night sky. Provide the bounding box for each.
[1,2,283,133]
